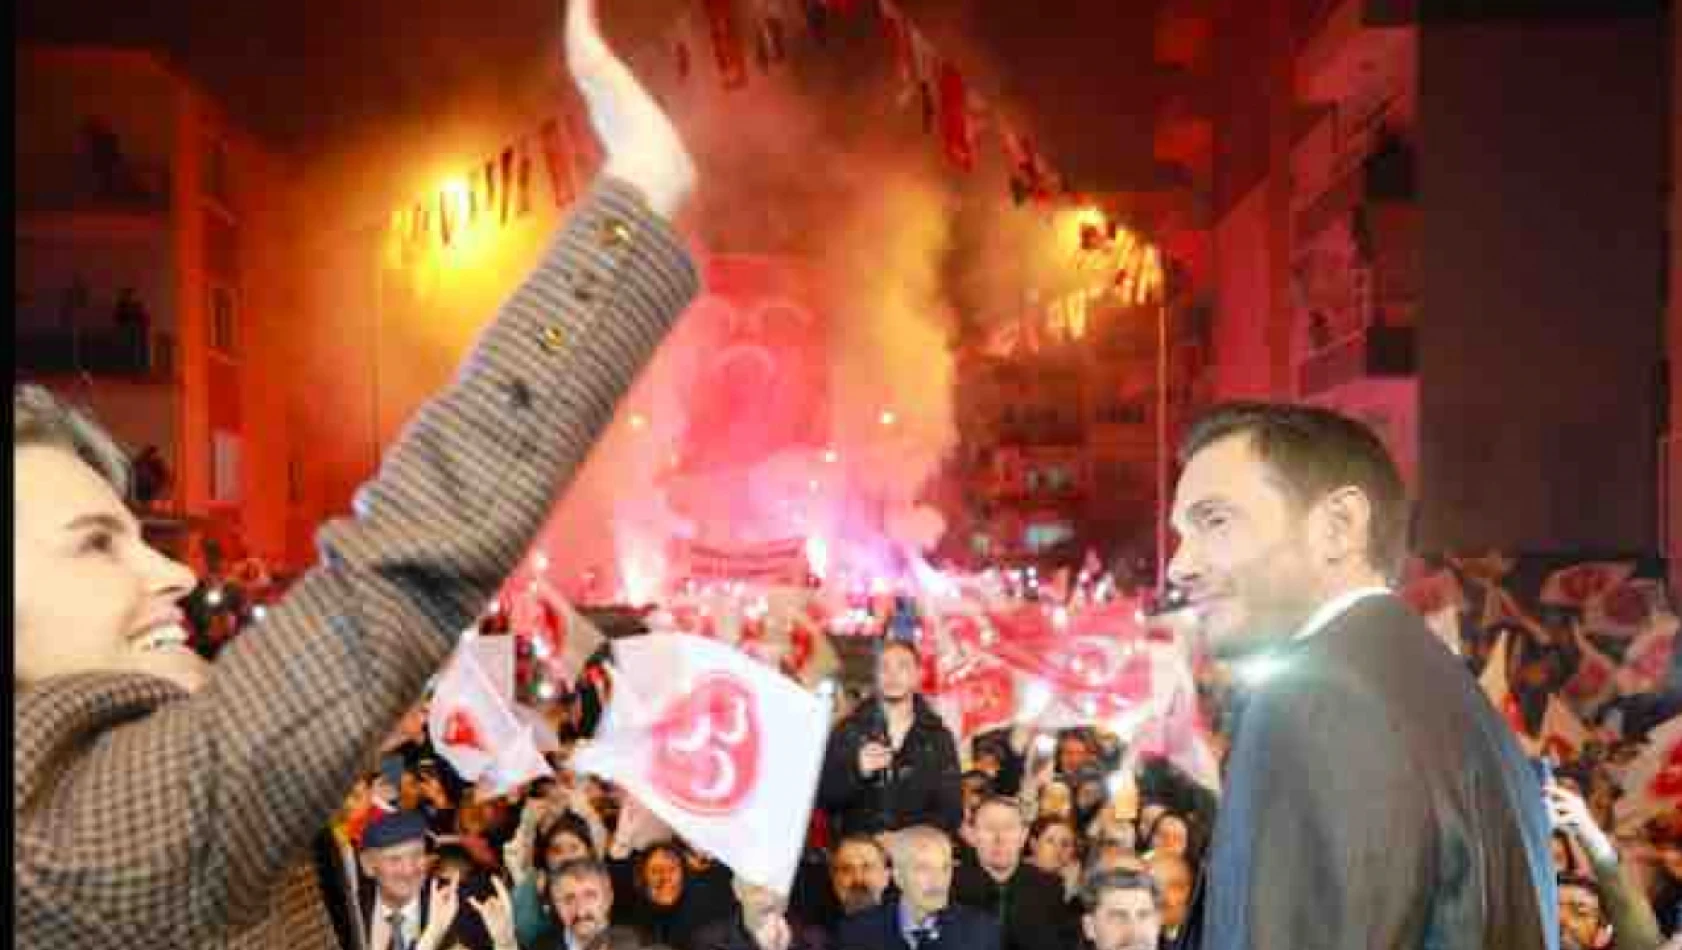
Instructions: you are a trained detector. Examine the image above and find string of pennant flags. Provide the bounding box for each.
[387,0,1071,262]
[672,0,1064,198]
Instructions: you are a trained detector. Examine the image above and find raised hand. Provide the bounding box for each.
[415,876,461,950]
[565,0,696,218]
[751,912,793,950]
[1546,781,1617,866]
[469,876,519,950]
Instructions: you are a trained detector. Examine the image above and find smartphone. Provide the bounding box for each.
[379,753,405,791]
[1530,755,1553,791]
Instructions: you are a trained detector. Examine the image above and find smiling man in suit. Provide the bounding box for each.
[1166,402,1556,950]
[836,827,998,950]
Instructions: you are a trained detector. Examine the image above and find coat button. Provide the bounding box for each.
[598,218,633,249]
[539,326,566,352]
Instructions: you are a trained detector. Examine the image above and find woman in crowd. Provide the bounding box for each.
[11,1,699,946]
[1026,816,1082,899]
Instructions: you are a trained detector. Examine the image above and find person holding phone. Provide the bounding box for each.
[12,2,700,947]
[818,638,964,838]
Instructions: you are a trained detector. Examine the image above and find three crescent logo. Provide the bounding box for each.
[651,674,761,814]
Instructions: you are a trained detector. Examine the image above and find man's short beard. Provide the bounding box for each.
[840,887,877,913]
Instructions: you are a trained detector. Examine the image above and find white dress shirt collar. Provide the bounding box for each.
[1292,586,1392,641]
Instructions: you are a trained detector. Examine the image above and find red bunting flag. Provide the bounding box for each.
[499,147,515,224]
[539,118,577,209]
[516,139,534,218]
[879,0,913,86]
[703,0,750,90]
[938,62,973,170]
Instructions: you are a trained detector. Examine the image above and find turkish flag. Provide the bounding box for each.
[572,635,830,894]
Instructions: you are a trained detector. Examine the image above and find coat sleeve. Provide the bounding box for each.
[818,717,866,816]
[514,874,553,948]
[927,724,965,834]
[13,179,699,945]
[1201,670,1435,950]
[1591,854,1664,950]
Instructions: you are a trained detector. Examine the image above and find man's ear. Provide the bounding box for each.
[1309,485,1373,567]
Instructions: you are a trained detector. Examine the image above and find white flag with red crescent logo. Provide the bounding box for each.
[571,634,829,895]
[429,635,555,796]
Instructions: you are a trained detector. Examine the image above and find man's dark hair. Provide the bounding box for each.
[971,794,1027,824]
[1557,872,1602,901]
[1081,868,1160,912]
[549,856,612,893]
[878,637,921,664]
[535,811,597,872]
[830,833,890,867]
[1179,401,1409,581]
[1029,815,1077,844]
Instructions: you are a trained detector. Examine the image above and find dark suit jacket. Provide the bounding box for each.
[1190,594,1557,950]
[950,861,1075,950]
[358,874,499,950]
[692,910,831,950]
[835,899,1001,950]
[12,180,699,950]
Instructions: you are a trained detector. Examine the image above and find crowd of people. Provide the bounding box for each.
[15,2,1682,948]
[310,612,1682,950]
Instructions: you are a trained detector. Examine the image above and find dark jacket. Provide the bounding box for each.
[692,909,831,950]
[11,181,698,950]
[606,851,737,950]
[834,899,1000,950]
[1186,594,1558,950]
[951,861,1076,950]
[356,874,499,950]
[818,695,964,837]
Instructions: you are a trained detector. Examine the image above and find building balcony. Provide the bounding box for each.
[1295,137,1416,243]
[1296,324,1414,398]
[15,328,177,382]
[1296,0,1416,106]
[17,159,172,219]
[1153,86,1214,172]
[1154,0,1212,72]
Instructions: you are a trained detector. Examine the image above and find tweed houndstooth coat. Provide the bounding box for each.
[14,179,699,950]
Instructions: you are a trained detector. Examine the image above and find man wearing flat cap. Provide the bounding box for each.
[358,810,511,950]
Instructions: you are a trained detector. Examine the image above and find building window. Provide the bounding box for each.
[210,285,238,356]
[202,137,231,207]
[203,208,240,280]
[212,430,241,504]
[1024,522,1076,553]
[287,455,305,506]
